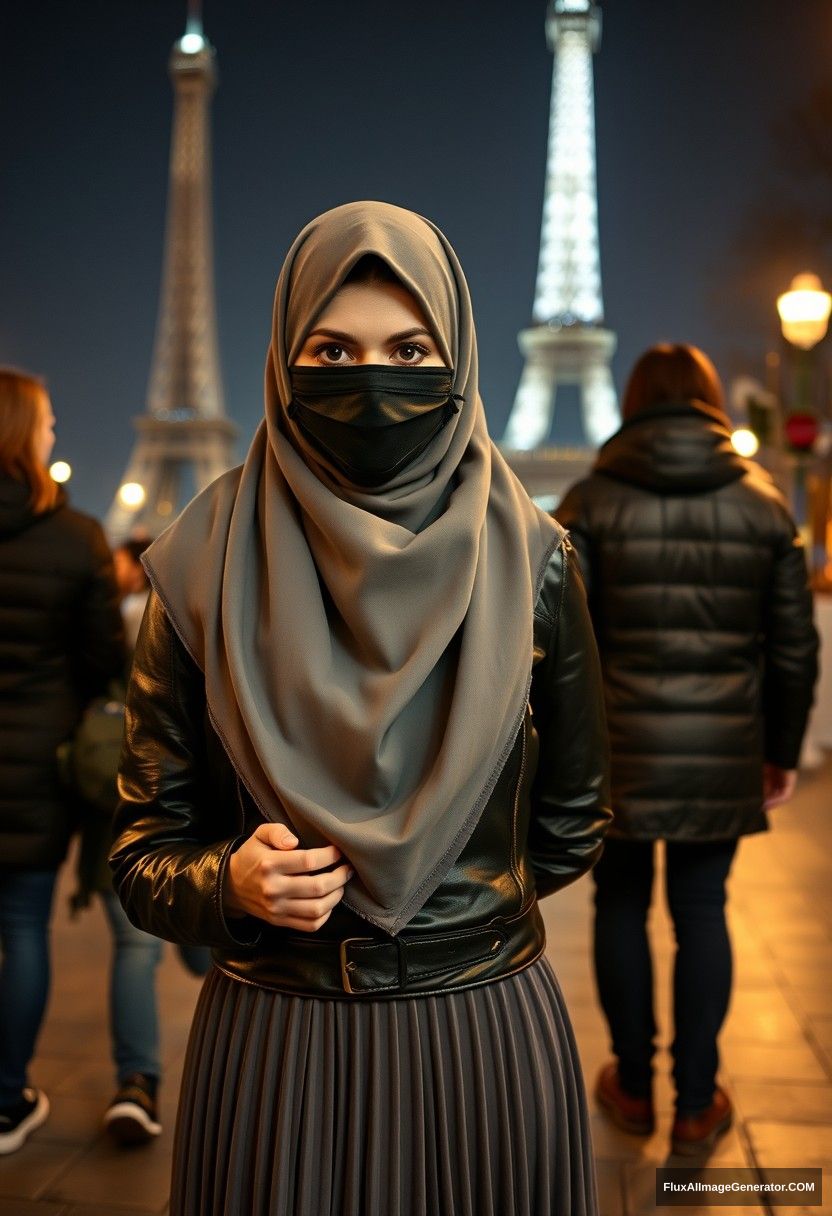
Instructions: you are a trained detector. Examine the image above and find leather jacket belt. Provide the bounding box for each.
[215,900,546,999]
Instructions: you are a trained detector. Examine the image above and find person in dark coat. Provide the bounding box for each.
[0,368,125,1154]
[557,343,818,1157]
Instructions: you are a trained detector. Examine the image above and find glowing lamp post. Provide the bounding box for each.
[730,428,760,459]
[777,274,832,351]
[777,274,832,583]
[49,461,72,484]
[118,482,147,511]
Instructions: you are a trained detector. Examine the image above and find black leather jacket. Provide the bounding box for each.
[111,539,611,999]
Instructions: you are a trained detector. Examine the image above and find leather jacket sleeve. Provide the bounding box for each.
[110,592,261,949]
[528,543,612,898]
[762,525,819,769]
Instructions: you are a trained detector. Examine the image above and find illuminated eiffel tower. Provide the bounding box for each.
[107,1,235,540]
[503,0,618,502]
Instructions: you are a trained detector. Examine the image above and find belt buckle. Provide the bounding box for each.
[339,936,375,994]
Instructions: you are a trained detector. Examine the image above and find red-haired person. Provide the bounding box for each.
[0,369,124,1153]
[558,343,818,1155]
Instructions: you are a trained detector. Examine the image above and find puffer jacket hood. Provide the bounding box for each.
[595,399,748,495]
[0,473,66,539]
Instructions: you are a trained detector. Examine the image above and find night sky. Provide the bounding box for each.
[3,0,831,521]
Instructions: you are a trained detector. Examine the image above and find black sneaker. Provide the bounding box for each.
[0,1088,50,1155]
[103,1073,162,1145]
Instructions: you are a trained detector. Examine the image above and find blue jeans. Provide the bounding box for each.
[0,869,58,1104]
[100,890,163,1084]
[593,838,738,1114]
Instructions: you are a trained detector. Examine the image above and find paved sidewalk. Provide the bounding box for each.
[1,762,831,1216]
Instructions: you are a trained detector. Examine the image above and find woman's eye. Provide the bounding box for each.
[393,343,429,364]
[315,344,351,364]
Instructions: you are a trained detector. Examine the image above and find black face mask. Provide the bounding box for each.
[288,365,459,487]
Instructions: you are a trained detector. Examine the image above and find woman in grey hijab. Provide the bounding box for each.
[112,201,611,1216]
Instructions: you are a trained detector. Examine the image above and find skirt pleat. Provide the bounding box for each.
[170,957,599,1216]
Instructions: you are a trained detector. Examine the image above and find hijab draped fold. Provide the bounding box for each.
[144,201,562,933]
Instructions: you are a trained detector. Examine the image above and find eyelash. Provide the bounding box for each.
[312,342,431,365]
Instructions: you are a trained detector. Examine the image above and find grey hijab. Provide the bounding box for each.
[144,201,562,934]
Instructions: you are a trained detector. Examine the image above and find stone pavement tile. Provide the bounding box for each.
[159,1024,192,1065]
[0,1139,83,1201]
[754,920,832,946]
[594,1158,625,1216]
[31,1056,89,1094]
[51,1062,116,1101]
[549,935,594,956]
[746,1120,832,1167]
[722,1040,830,1084]
[37,1019,107,1061]
[623,1162,765,1216]
[557,987,601,1016]
[807,1017,832,1053]
[734,890,814,919]
[577,1046,610,1081]
[722,990,807,1045]
[727,985,804,1018]
[807,1016,832,1074]
[732,957,782,990]
[42,1134,172,1211]
[775,960,832,992]
[766,940,832,968]
[788,984,832,1018]
[731,1079,832,1122]
[36,1094,108,1147]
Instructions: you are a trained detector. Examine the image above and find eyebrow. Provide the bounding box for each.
[305,326,434,344]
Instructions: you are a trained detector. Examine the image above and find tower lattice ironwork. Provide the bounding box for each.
[503,0,618,488]
[107,3,235,540]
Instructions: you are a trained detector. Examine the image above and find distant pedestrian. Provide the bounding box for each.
[70,536,210,1146]
[113,538,152,649]
[557,343,818,1156]
[0,368,125,1155]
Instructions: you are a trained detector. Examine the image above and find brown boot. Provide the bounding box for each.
[671,1086,732,1157]
[595,1062,655,1135]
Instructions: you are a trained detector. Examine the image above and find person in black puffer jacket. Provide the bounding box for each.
[557,343,818,1157]
[0,368,125,1154]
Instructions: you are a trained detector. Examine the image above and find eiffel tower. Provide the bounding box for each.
[502,0,618,503]
[107,1,236,540]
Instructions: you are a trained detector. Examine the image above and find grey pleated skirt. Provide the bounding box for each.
[170,957,598,1216]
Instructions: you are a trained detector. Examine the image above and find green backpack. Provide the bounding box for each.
[58,690,126,815]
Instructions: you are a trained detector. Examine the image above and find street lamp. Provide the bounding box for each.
[49,461,72,484]
[777,273,832,584]
[730,428,760,458]
[118,482,146,510]
[777,273,831,351]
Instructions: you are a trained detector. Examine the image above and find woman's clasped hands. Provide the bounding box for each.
[224,823,353,932]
